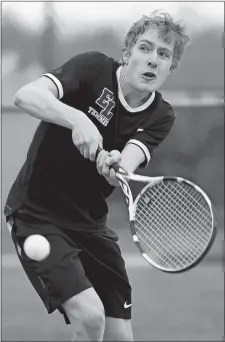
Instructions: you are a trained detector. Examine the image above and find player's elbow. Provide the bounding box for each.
[14,86,30,108]
[14,90,21,107]
[14,85,43,113]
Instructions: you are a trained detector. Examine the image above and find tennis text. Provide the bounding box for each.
[88,107,109,126]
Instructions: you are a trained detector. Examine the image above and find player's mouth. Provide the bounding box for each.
[142,72,157,81]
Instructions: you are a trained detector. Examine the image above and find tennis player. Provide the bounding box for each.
[4,11,190,341]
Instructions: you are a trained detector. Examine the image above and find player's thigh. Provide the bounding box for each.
[104,317,134,341]
[62,287,105,323]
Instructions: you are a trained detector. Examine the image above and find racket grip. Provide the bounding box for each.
[96,147,128,175]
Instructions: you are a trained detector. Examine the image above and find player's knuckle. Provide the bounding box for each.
[89,153,95,161]
[83,141,89,148]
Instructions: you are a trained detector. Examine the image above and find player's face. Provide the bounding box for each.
[123,28,174,93]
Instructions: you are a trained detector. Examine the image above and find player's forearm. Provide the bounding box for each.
[14,86,85,130]
[120,143,147,173]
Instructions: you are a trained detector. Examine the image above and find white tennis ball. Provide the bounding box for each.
[23,235,50,261]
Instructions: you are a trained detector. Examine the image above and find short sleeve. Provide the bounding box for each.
[42,51,106,99]
[126,107,176,168]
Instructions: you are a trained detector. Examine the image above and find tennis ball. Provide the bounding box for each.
[23,235,50,261]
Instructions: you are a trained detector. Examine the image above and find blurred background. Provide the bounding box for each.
[2,2,224,341]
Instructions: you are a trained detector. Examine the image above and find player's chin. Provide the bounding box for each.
[139,84,156,93]
[138,81,159,93]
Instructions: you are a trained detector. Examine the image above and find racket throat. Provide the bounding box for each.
[117,174,135,220]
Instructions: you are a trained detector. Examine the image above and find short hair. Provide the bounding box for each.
[122,10,191,71]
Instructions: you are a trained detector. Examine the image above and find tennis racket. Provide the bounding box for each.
[99,151,217,273]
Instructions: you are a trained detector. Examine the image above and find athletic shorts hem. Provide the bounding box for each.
[47,282,93,313]
[105,313,132,320]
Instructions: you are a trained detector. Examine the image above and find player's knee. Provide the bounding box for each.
[62,289,105,331]
[68,302,105,334]
[83,306,105,331]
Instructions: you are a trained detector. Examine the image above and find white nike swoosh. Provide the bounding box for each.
[124,301,132,308]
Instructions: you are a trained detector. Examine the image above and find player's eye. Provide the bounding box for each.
[140,45,150,51]
[160,51,170,58]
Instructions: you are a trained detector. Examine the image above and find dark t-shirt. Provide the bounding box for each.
[4,51,175,231]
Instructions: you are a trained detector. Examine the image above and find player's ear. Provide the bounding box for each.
[122,49,130,64]
[169,62,177,74]
[168,67,174,75]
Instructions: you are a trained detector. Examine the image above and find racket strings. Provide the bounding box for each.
[139,185,207,243]
[145,181,212,240]
[148,184,210,243]
[136,208,205,269]
[168,181,211,216]
[134,180,213,271]
[139,182,212,246]
[136,214,194,267]
[163,183,212,241]
[157,182,212,232]
[137,201,201,257]
[137,186,209,252]
[136,205,199,267]
[164,183,212,228]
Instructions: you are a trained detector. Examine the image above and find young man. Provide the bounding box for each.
[4,11,190,341]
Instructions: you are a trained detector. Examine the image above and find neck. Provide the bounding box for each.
[119,66,151,108]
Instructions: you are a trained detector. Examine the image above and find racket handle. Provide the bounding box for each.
[96,147,128,175]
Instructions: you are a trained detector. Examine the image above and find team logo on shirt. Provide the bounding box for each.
[88,88,115,126]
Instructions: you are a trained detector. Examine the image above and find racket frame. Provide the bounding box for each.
[116,171,217,273]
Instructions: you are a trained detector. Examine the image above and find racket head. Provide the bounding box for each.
[131,177,216,273]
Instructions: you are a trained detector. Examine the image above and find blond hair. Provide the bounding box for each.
[122,10,191,71]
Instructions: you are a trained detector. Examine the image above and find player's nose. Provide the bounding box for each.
[147,51,158,69]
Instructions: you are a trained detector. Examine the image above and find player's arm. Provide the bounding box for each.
[14,76,102,160]
[15,77,79,128]
[120,143,146,172]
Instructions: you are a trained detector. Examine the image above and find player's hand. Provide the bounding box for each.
[96,150,122,187]
[71,113,103,161]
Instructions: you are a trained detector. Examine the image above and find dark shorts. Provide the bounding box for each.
[7,212,132,324]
